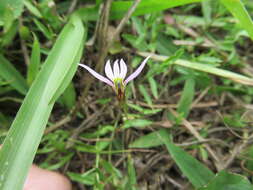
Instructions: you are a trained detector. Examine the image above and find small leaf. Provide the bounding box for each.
[0,54,28,95]
[138,84,152,106]
[27,34,41,85]
[177,77,195,118]
[67,169,96,186]
[33,18,53,39]
[148,76,158,99]
[129,129,164,148]
[127,155,137,186]
[58,82,76,109]
[122,119,153,129]
[24,0,42,18]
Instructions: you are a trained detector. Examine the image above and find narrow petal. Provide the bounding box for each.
[79,64,114,86]
[119,59,127,80]
[105,60,114,81]
[113,60,120,78]
[124,56,151,84]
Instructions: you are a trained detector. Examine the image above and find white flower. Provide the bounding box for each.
[79,56,150,96]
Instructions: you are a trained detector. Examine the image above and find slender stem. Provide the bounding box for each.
[108,113,121,162]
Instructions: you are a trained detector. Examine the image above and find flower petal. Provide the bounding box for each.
[119,59,127,80]
[124,56,150,84]
[79,64,114,86]
[113,60,120,78]
[105,60,114,81]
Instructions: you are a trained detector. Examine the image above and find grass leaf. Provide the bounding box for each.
[177,77,195,118]
[158,129,215,188]
[27,34,41,85]
[0,54,28,95]
[220,0,253,40]
[0,15,86,190]
[198,170,253,190]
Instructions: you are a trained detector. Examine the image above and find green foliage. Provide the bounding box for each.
[1,0,253,189]
[198,171,253,190]
[122,119,153,129]
[129,129,165,148]
[0,54,28,95]
[158,129,215,188]
[220,0,253,40]
[0,15,86,190]
[27,34,41,85]
[177,77,195,118]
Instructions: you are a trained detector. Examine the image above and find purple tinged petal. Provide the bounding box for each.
[119,59,127,80]
[113,60,120,78]
[124,56,151,84]
[105,60,114,81]
[79,64,114,86]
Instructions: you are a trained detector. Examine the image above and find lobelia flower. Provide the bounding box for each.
[79,56,150,100]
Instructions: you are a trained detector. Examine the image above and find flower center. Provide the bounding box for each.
[113,78,125,101]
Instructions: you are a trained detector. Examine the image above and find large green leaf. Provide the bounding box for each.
[0,15,86,190]
[76,0,203,21]
[198,170,253,190]
[158,129,215,188]
[110,0,202,19]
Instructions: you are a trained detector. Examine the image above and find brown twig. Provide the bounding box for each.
[44,115,71,134]
[66,107,105,148]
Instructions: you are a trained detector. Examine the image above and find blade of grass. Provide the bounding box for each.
[0,54,28,95]
[27,33,40,86]
[0,15,86,190]
[158,129,215,188]
[198,170,253,190]
[0,0,24,26]
[76,0,203,21]
[220,0,253,40]
[177,77,195,118]
[175,59,253,86]
[138,52,253,86]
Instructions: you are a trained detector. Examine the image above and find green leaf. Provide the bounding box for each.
[201,0,212,25]
[158,129,215,188]
[129,129,164,148]
[177,77,195,118]
[0,54,28,95]
[33,18,53,39]
[24,0,42,18]
[144,54,253,86]
[138,84,152,106]
[76,0,203,21]
[0,0,24,25]
[0,15,86,190]
[122,119,153,129]
[67,169,97,186]
[127,155,137,187]
[220,0,253,41]
[148,76,158,99]
[110,0,203,19]
[174,59,253,86]
[27,34,41,85]
[198,170,253,190]
[58,82,76,109]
